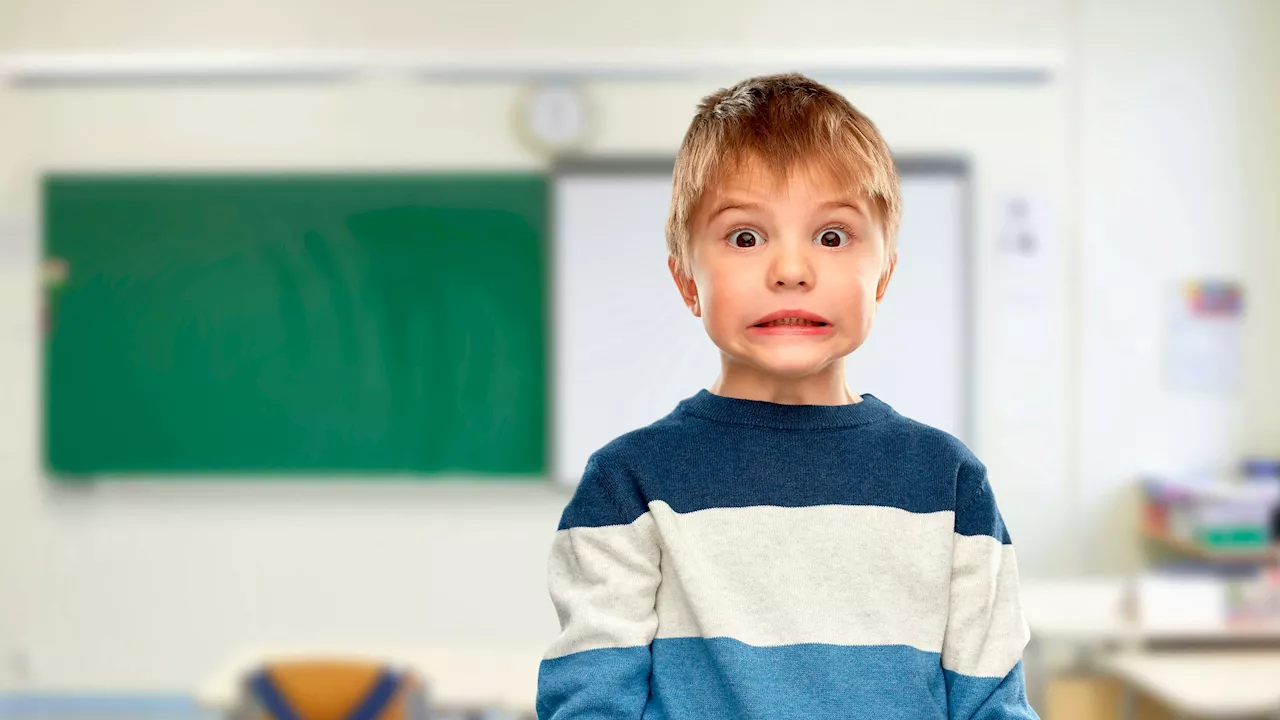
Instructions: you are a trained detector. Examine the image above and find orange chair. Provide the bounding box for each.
[236,660,430,720]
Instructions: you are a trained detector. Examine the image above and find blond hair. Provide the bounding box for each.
[666,73,900,276]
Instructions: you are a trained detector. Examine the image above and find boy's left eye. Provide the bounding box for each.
[816,228,851,248]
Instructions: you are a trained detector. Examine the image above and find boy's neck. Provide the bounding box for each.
[709,359,861,406]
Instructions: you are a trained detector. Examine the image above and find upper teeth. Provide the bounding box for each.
[766,318,818,326]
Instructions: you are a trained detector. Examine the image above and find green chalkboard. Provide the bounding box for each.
[43,174,547,477]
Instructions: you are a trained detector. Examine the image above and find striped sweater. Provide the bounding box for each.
[537,390,1038,720]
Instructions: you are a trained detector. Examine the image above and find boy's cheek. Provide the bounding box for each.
[831,273,880,311]
[695,299,744,351]
[697,282,752,329]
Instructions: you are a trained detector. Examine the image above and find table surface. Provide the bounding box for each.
[1103,651,1280,718]
[1022,578,1280,642]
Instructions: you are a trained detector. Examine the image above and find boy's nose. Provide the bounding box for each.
[770,245,814,288]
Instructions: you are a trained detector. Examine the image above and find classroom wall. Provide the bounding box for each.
[1255,1,1280,452]
[0,0,1068,52]
[1075,0,1280,573]
[0,0,1274,695]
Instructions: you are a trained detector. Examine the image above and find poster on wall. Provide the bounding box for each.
[1165,279,1243,394]
[990,191,1060,429]
[993,192,1054,307]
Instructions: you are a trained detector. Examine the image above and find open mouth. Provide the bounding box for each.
[749,310,834,334]
[754,318,829,328]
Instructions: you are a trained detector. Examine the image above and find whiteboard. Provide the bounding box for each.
[552,161,971,484]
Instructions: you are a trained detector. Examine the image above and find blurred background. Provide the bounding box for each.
[0,1,1278,718]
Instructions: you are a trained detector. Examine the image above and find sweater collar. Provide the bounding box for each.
[676,389,894,430]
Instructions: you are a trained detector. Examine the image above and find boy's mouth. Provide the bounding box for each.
[749,310,834,334]
[754,318,828,327]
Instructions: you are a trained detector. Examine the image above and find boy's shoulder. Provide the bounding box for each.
[887,412,984,471]
[587,406,697,468]
[560,406,718,529]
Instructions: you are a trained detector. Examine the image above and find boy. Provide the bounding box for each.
[536,74,1038,720]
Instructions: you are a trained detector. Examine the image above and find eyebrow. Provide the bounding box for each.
[706,201,764,223]
[703,197,869,224]
[818,200,868,217]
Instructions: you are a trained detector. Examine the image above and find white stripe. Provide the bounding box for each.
[544,513,660,660]
[649,501,955,653]
[942,537,1030,678]
[544,501,1029,675]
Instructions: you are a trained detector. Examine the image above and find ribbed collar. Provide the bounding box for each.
[676,389,895,430]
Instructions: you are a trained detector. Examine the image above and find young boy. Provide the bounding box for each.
[536,74,1038,720]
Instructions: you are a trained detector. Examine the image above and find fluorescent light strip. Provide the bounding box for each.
[0,50,1061,87]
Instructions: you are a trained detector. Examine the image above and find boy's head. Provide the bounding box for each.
[666,73,900,382]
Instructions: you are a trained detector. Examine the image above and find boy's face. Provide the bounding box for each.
[673,158,893,380]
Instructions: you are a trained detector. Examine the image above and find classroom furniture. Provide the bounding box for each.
[1141,475,1280,561]
[1143,523,1280,564]
[1044,674,1177,720]
[1024,578,1280,646]
[551,158,973,484]
[1024,579,1280,719]
[236,659,429,720]
[200,645,544,717]
[1104,651,1280,720]
[43,174,548,477]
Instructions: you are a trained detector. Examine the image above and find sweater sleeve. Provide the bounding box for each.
[942,459,1039,720]
[536,452,660,720]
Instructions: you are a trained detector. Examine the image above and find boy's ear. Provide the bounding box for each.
[668,256,701,317]
[875,255,896,304]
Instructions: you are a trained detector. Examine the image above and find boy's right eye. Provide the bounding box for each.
[731,230,760,248]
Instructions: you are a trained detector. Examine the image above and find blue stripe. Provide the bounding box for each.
[346,670,402,720]
[537,645,651,720]
[249,670,303,720]
[945,662,1038,719]
[559,406,997,535]
[647,638,947,720]
[542,638,1035,719]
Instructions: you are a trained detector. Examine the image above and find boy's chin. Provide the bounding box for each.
[743,350,847,380]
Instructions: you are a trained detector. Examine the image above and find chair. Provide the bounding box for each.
[234,659,430,720]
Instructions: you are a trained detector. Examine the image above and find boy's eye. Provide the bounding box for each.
[731,230,760,248]
[817,228,850,248]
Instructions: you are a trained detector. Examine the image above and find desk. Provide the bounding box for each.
[1104,651,1280,719]
[1023,579,1280,644]
[197,645,545,716]
[1022,578,1280,715]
